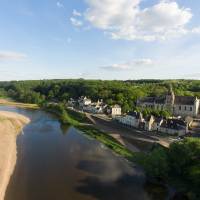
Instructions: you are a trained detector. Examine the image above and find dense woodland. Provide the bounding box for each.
[138,138,200,200]
[0,79,200,114]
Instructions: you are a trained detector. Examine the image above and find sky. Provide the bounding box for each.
[0,0,200,81]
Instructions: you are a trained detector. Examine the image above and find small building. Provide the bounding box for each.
[78,96,92,107]
[117,111,143,128]
[159,118,188,136]
[107,105,121,116]
[83,99,107,114]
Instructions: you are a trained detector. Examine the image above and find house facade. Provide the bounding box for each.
[117,111,143,128]
[137,89,200,118]
[107,105,121,116]
[158,118,188,136]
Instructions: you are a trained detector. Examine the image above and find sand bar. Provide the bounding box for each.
[0,111,30,200]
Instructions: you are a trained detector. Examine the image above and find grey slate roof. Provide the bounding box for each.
[161,119,187,130]
[139,95,197,106]
[174,96,196,105]
[139,97,165,104]
[127,111,140,119]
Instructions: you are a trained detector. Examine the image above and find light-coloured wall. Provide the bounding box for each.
[83,99,91,106]
[139,98,200,118]
[118,115,139,128]
[145,116,155,131]
[159,127,186,136]
[173,104,196,117]
[194,99,200,116]
[111,107,121,116]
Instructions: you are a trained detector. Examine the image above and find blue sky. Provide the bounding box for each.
[0,0,200,80]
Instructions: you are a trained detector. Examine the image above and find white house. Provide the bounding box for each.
[107,105,121,116]
[117,111,143,128]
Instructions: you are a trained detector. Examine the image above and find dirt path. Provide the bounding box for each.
[0,111,30,200]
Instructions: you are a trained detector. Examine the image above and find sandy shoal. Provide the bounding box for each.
[0,111,30,200]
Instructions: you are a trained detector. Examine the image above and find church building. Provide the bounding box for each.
[137,89,200,118]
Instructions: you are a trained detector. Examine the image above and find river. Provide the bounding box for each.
[0,106,168,200]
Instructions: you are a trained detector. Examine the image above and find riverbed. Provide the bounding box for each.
[0,106,168,200]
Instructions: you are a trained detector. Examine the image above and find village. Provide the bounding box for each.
[68,91,200,139]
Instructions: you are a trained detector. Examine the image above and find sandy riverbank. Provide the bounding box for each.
[0,99,39,109]
[0,111,30,200]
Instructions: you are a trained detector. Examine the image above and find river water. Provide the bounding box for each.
[0,106,168,200]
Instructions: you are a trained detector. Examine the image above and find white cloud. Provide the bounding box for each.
[73,9,82,17]
[56,1,64,8]
[70,17,83,27]
[101,59,153,70]
[0,51,27,61]
[81,0,198,41]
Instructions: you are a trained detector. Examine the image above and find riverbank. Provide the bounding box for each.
[44,103,136,161]
[0,99,39,109]
[0,111,30,200]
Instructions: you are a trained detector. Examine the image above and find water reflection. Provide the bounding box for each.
[0,106,168,200]
[60,124,71,135]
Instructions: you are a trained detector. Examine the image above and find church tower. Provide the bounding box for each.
[165,85,175,112]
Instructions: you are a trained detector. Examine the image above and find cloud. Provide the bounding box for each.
[80,0,199,41]
[0,51,27,61]
[101,59,153,71]
[73,9,82,17]
[56,1,64,8]
[70,17,83,27]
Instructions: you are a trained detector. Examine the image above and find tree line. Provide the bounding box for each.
[0,79,200,114]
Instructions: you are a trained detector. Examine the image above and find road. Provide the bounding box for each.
[86,113,171,149]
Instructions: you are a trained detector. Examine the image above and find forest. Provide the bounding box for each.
[0,79,200,113]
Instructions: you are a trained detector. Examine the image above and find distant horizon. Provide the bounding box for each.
[1,78,200,82]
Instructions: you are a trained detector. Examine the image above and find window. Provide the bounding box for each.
[185,106,187,111]
[179,106,181,111]
[190,107,193,111]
